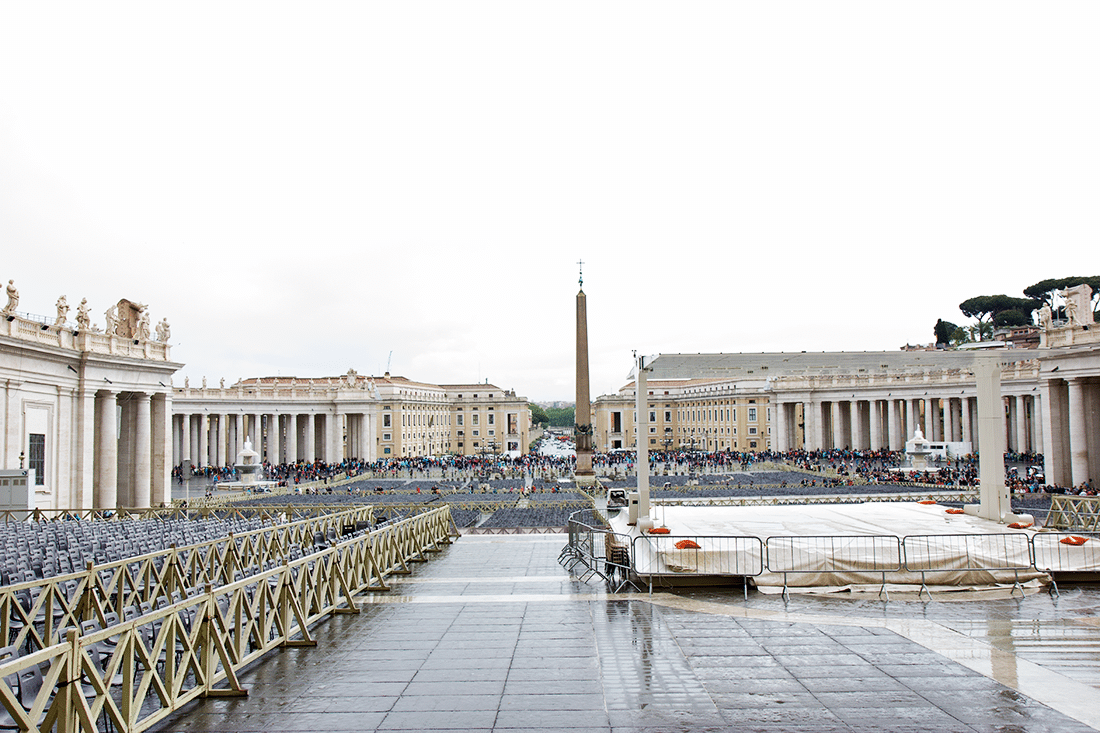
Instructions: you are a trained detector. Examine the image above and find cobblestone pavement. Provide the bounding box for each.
[150,535,1100,732]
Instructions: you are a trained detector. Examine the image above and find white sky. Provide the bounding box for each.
[2,2,1097,402]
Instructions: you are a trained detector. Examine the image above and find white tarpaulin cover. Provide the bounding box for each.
[613,502,1097,588]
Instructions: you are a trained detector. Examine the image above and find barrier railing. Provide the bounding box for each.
[0,506,377,653]
[654,490,978,507]
[0,505,373,525]
[902,533,1033,598]
[562,522,1097,601]
[0,506,455,733]
[633,535,763,598]
[559,518,635,591]
[1045,495,1100,533]
[765,535,901,600]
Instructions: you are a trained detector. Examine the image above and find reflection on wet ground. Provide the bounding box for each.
[150,535,1100,732]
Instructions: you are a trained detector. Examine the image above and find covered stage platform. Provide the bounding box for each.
[606,500,1099,594]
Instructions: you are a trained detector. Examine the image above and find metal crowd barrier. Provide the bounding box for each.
[765,535,902,601]
[633,535,764,598]
[0,506,455,733]
[0,506,377,653]
[903,533,1033,599]
[562,520,1098,601]
[559,519,636,591]
[1045,494,1100,533]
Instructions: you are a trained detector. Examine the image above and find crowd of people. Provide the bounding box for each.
[172,445,1095,497]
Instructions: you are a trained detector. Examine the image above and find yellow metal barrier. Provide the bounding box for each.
[0,506,455,733]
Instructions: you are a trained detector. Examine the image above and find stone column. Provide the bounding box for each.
[929,399,941,441]
[773,402,788,452]
[359,413,371,461]
[1068,378,1089,487]
[1031,395,1043,454]
[198,413,209,467]
[286,414,298,464]
[1014,395,1028,454]
[179,414,190,469]
[305,414,315,462]
[265,414,277,463]
[116,398,133,507]
[152,394,172,507]
[869,400,882,451]
[75,388,96,510]
[94,390,118,509]
[329,412,342,463]
[885,399,898,450]
[850,401,863,450]
[131,392,151,508]
[961,397,972,448]
[809,400,824,452]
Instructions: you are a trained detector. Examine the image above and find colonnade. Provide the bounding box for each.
[772,392,1043,456]
[92,389,173,509]
[172,411,374,467]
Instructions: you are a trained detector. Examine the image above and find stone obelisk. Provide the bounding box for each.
[574,262,595,482]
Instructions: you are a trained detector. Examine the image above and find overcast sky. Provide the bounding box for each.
[2,2,1097,402]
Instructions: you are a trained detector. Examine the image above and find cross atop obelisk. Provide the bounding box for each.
[574,261,595,482]
[577,259,584,289]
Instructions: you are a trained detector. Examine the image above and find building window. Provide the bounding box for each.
[473,430,480,436]
[383,414,391,428]
[749,427,757,435]
[488,413,494,425]
[472,414,479,426]
[383,433,391,441]
[28,434,45,485]
[664,411,671,422]
[649,411,656,422]
[748,407,757,422]
[383,447,391,455]
[457,415,464,426]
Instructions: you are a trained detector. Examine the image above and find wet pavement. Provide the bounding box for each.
[150,535,1100,732]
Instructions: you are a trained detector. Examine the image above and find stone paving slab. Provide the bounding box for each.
[149,535,1100,732]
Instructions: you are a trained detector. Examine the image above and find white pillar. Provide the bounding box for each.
[850,400,863,450]
[116,398,133,506]
[132,392,151,508]
[1014,395,1028,454]
[152,394,171,507]
[198,413,209,466]
[329,412,343,463]
[75,388,96,510]
[972,359,1010,521]
[286,414,298,464]
[94,390,118,509]
[961,397,972,448]
[929,399,941,441]
[869,400,882,451]
[774,402,788,452]
[1068,378,1089,487]
[305,414,315,462]
[265,414,277,463]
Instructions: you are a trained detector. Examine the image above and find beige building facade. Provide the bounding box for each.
[172,372,531,465]
[0,283,178,509]
[595,321,1099,489]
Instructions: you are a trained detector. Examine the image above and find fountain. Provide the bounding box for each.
[215,436,278,493]
[903,427,934,472]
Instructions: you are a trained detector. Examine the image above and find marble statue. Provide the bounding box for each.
[184,377,190,388]
[155,317,170,343]
[1058,284,1094,327]
[219,377,225,389]
[1038,303,1052,331]
[136,309,151,340]
[54,295,69,327]
[76,298,91,330]
[104,306,118,335]
[202,376,207,389]
[3,280,18,315]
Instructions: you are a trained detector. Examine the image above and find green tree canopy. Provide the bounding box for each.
[528,403,550,427]
[933,319,957,345]
[545,406,575,428]
[1023,276,1100,309]
[993,309,1030,327]
[959,295,1039,338]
